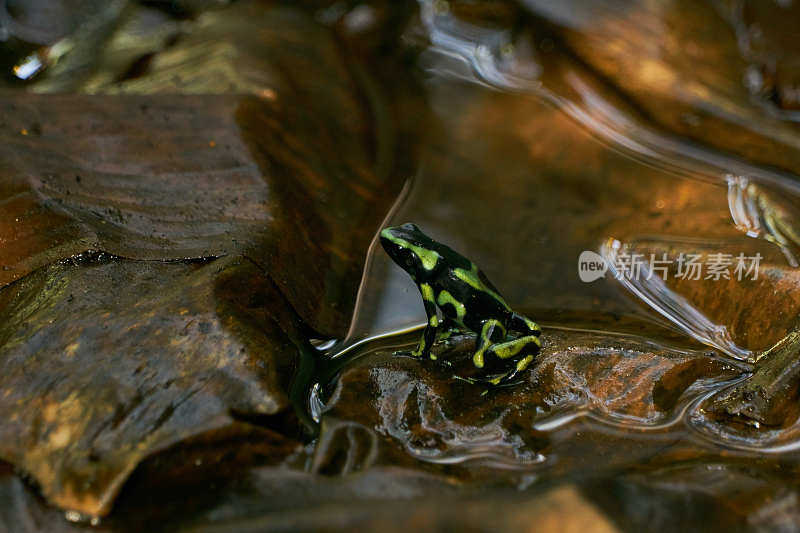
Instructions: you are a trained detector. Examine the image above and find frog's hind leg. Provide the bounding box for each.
[484,334,542,385]
[472,319,506,369]
[510,312,541,337]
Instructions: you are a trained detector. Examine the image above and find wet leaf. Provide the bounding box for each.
[590,462,800,532]
[316,329,736,476]
[0,3,418,334]
[721,0,800,112]
[0,0,128,87]
[0,255,302,516]
[179,483,620,533]
[4,0,800,530]
[0,1,423,519]
[0,94,273,273]
[521,0,800,175]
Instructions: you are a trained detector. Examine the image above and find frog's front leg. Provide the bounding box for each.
[412,282,439,359]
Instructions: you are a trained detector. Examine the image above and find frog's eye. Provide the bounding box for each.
[401,222,420,232]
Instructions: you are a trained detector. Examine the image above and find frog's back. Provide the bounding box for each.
[431,245,512,331]
[432,242,506,300]
[429,240,474,272]
[461,289,513,332]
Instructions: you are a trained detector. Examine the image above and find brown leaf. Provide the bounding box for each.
[317,329,736,475]
[0,255,297,516]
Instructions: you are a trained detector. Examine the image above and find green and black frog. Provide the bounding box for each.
[380,223,542,385]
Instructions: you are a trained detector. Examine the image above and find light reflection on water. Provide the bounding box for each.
[313,0,800,465]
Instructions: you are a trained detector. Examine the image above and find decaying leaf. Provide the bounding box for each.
[0,255,304,515]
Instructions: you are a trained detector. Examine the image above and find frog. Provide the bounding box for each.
[379,223,542,385]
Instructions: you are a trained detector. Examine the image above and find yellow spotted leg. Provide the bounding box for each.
[412,283,440,360]
[486,313,542,385]
[472,319,506,369]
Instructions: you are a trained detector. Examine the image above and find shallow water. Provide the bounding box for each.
[4,0,800,531]
[303,0,800,527]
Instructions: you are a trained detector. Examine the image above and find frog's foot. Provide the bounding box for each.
[407,320,439,359]
[452,373,476,384]
[403,333,453,362]
[461,367,526,390]
[489,356,535,386]
[410,344,432,359]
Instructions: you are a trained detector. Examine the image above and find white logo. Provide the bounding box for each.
[578,250,607,282]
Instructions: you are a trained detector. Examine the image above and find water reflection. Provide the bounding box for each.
[321,0,800,472]
[601,237,752,361]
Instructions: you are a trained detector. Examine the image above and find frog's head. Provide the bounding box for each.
[380,223,439,280]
